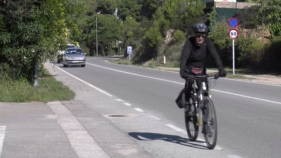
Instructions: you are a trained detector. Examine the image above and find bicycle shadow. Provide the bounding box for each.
[128,132,209,150]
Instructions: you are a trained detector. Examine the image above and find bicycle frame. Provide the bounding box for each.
[189,78,210,126]
[184,73,219,149]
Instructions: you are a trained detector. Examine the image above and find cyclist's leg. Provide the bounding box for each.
[184,81,193,115]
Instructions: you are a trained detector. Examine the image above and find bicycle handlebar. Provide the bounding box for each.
[184,73,222,80]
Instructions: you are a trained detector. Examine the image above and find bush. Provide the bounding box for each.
[209,22,232,67]
[145,25,164,48]
[173,30,185,43]
[163,40,185,63]
[262,36,281,72]
[236,38,265,67]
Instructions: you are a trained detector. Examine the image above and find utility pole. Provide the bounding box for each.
[96,13,98,56]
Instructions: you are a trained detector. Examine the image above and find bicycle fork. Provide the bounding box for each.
[193,80,204,126]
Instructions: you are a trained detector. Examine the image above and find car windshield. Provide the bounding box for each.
[67,45,75,48]
[65,49,84,54]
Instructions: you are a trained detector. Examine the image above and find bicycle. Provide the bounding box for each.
[183,73,220,149]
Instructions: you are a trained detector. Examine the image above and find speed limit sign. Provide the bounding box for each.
[229,29,239,39]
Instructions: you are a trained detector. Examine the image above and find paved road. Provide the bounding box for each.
[1,57,280,158]
[56,57,281,158]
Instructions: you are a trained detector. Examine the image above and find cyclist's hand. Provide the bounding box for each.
[218,67,227,77]
[180,72,189,79]
[184,75,195,81]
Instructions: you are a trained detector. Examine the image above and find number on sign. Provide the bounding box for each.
[228,29,238,39]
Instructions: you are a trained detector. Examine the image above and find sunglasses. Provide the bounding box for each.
[196,34,206,38]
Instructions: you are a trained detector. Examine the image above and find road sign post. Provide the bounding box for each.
[228,17,239,75]
[228,29,239,75]
[232,39,235,75]
[127,46,133,61]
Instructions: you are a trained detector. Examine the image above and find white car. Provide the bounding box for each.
[57,44,76,63]
[63,48,86,67]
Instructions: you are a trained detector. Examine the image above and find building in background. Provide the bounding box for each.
[202,0,257,22]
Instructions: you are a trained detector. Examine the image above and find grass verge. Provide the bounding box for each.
[109,59,132,65]
[226,74,253,79]
[0,70,75,103]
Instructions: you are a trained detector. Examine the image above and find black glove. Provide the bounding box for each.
[218,67,227,77]
[180,72,188,79]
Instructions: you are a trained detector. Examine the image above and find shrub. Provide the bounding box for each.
[145,25,164,48]
[209,22,233,67]
[236,38,265,67]
[173,30,185,43]
[163,40,185,62]
[262,36,281,72]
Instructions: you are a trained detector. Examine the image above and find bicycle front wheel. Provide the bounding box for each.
[203,97,217,149]
[185,101,198,141]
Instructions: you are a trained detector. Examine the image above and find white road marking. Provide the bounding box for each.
[215,146,223,151]
[105,60,281,87]
[134,108,144,112]
[0,126,6,157]
[147,115,161,120]
[165,124,185,132]
[213,89,281,105]
[124,103,131,106]
[48,102,110,158]
[87,63,281,105]
[56,66,113,97]
[104,60,178,73]
[115,99,123,102]
[224,78,281,87]
[179,130,186,134]
[180,130,223,151]
[87,63,183,85]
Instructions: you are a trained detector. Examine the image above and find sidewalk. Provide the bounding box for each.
[0,63,154,158]
[43,62,154,158]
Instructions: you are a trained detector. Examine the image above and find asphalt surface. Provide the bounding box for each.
[0,57,280,158]
[55,57,281,158]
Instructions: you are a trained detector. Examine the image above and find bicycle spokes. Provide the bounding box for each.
[203,97,217,149]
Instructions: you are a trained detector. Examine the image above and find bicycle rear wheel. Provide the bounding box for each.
[203,97,217,149]
[185,98,198,141]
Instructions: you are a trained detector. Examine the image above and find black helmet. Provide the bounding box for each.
[193,23,208,34]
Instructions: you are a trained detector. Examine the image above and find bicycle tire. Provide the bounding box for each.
[203,97,217,149]
[185,98,199,141]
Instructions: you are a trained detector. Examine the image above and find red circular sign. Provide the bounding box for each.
[228,29,239,39]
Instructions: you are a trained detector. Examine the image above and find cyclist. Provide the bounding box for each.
[176,23,226,111]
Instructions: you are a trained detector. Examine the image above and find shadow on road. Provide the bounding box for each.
[128,132,209,150]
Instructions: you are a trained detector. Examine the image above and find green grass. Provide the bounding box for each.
[226,74,254,79]
[109,59,132,65]
[0,70,75,103]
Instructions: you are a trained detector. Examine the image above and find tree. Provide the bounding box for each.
[121,17,139,46]
[97,0,117,14]
[0,0,78,81]
[257,0,281,36]
[138,0,160,20]
[117,0,142,21]
[97,14,121,55]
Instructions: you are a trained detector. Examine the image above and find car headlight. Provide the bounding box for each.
[66,56,70,60]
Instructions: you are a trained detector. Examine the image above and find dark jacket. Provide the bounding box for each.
[180,36,223,78]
